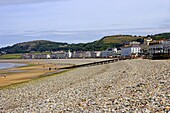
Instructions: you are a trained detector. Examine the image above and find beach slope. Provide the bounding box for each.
[0,59,169,112]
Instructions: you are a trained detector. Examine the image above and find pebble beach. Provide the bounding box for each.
[0,59,170,112]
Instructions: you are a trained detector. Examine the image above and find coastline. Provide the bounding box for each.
[0,59,110,87]
[0,60,69,87]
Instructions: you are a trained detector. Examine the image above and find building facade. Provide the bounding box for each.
[148,40,170,54]
[121,42,141,57]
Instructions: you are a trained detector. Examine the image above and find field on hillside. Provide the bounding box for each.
[0,54,22,59]
[102,35,143,44]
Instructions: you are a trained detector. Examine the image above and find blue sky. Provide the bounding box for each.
[0,0,170,47]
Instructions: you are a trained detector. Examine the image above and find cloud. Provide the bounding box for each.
[0,0,64,6]
[1,26,170,48]
[1,26,170,38]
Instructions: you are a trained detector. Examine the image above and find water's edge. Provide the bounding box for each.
[0,63,27,70]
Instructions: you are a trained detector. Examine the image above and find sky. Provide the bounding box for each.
[0,0,170,47]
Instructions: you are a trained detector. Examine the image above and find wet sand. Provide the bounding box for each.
[0,59,109,87]
[0,60,66,87]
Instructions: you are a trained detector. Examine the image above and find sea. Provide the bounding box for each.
[0,63,27,70]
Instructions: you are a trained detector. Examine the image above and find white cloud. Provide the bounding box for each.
[0,0,64,5]
[0,0,170,47]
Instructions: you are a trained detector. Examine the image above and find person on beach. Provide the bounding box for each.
[49,67,52,71]
[3,74,6,78]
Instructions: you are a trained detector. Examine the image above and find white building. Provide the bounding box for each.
[85,51,91,58]
[72,51,83,58]
[51,51,71,59]
[71,51,91,58]
[100,48,118,58]
[34,54,51,59]
[22,54,32,59]
[68,50,72,58]
[148,40,170,54]
[94,51,102,58]
[121,42,141,56]
[51,53,65,59]
[22,53,50,59]
[71,51,97,58]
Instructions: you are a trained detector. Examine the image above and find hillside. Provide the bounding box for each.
[101,35,143,44]
[0,40,69,53]
[0,33,169,54]
[152,32,170,40]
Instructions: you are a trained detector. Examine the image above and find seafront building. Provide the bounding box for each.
[18,38,170,59]
[22,54,34,59]
[72,51,96,58]
[51,51,71,59]
[22,53,51,59]
[121,41,141,57]
[100,48,118,58]
[148,40,170,54]
[140,37,170,59]
[21,48,119,59]
[94,51,102,58]
[35,54,51,59]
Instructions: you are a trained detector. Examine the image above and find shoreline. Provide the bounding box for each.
[0,62,27,70]
[0,68,70,90]
[0,60,69,87]
[0,59,110,87]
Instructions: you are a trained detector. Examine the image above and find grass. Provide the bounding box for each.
[0,54,22,59]
[30,51,52,54]
[102,35,143,44]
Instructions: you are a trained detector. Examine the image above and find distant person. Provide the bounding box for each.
[49,67,52,71]
[3,74,6,78]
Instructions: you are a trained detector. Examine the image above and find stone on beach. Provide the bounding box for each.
[0,59,169,112]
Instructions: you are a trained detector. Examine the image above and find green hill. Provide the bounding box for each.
[101,35,143,44]
[152,32,170,40]
[0,40,69,53]
[100,35,144,48]
[0,33,169,54]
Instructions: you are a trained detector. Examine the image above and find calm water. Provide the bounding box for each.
[0,63,27,70]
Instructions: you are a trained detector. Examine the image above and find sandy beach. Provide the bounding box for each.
[0,59,169,112]
[0,61,60,87]
[0,59,109,87]
[0,59,110,65]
